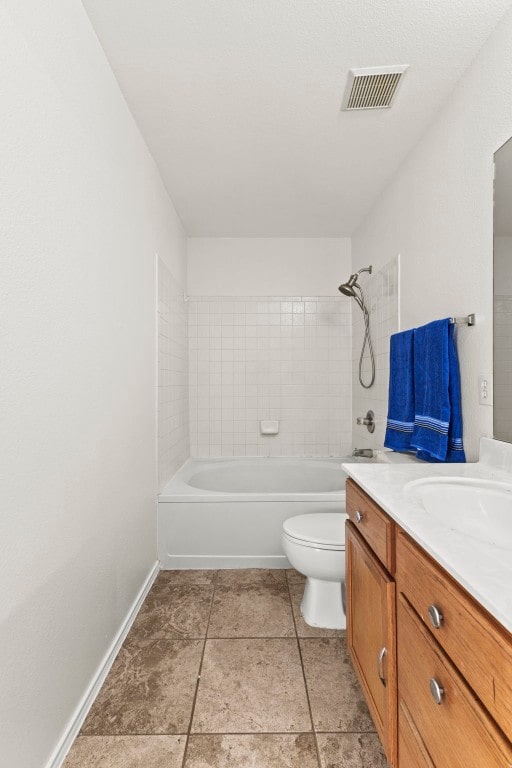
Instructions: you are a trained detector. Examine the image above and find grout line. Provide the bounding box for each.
[76,733,189,737]
[285,572,323,768]
[180,570,219,768]
[314,729,378,734]
[166,729,378,736]
[74,729,376,738]
[204,635,296,640]
[178,731,315,736]
[122,634,341,640]
[73,728,376,738]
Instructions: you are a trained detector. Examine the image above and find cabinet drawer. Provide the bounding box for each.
[398,700,435,768]
[346,479,395,571]
[396,531,512,741]
[398,594,512,768]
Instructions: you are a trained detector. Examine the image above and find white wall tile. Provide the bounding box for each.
[189,295,352,457]
[158,258,190,488]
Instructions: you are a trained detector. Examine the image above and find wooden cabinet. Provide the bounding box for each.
[346,522,397,766]
[345,479,512,768]
[396,530,512,742]
[398,593,512,767]
[346,478,395,571]
[398,700,435,768]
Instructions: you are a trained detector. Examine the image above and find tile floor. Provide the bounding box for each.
[64,569,389,768]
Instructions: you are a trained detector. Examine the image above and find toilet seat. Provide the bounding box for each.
[282,513,346,551]
[283,531,345,551]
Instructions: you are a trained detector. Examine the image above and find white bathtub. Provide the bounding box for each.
[158,457,367,569]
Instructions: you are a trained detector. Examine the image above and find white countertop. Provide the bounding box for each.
[342,443,512,634]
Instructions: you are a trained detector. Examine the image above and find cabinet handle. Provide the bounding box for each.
[428,604,444,629]
[429,678,445,705]
[354,510,364,524]
[377,647,387,687]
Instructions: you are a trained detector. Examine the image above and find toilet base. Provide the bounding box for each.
[300,577,346,630]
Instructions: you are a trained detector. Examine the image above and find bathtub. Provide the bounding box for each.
[158,457,367,569]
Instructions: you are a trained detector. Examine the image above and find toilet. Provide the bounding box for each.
[282,513,347,630]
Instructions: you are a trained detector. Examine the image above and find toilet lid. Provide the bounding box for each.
[283,513,347,548]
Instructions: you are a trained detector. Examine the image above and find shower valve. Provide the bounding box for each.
[356,410,375,433]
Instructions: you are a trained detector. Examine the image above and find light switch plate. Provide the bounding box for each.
[478,374,493,406]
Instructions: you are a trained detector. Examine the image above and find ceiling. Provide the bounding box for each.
[82,0,511,237]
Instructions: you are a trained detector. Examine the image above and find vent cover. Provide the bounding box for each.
[342,65,408,111]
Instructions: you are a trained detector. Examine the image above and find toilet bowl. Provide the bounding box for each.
[282,512,347,630]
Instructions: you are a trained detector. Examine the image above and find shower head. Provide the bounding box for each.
[338,265,372,297]
[338,273,359,297]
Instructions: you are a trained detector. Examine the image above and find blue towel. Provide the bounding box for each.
[445,323,466,462]
[384,330,415,452]
[411,319,466,463]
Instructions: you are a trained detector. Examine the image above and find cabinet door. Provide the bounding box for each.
[346,521,397,766]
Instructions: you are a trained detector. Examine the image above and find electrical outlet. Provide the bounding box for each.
[478,374,493,406]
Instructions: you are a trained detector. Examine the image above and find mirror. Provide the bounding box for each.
[494,137,512,442]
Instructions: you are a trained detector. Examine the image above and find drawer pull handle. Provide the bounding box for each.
[377,647,387,687]
[428,604,444,629]
[429,678,445,705]
[354,510,364,524]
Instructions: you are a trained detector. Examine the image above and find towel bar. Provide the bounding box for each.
[450,314,475,326]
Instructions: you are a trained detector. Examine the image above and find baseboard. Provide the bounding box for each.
[161,554,291,569]
[45,560,160,768]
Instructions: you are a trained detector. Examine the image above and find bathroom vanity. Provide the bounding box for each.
[343,446,512,768]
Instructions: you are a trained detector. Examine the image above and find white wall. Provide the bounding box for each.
[188,237,351,297]
[351,7,512,460]
[0,2,186,766]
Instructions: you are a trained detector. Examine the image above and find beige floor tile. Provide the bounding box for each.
[81,639,203,735]
[289,582,345,638]
[153,570,217,587]
[63,735,186,767]
[286,569,306,586]
[300,639,375,732]
[208,581,295,638]
[317,733,388,768]
[192,639,311,733]
[216,569,287,587]
[185,734,319,768]
[126,584,213,644]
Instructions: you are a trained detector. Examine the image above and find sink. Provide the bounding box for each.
[404,477,512,549]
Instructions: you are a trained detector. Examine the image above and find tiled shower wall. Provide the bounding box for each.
[158,257,189,488]
[351,257,399,451]
[188,297,352,457]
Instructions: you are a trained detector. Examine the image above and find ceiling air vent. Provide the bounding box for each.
[342,65,408,111]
